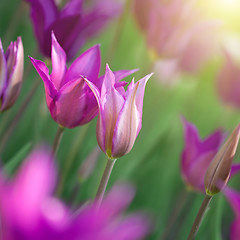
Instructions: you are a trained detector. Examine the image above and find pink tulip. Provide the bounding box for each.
[84,65,152,159]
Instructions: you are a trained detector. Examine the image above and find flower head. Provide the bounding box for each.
[0,148,149,240]
[30,33,136,128]
[84,65,152,159]
[204,124,240,196]
[181,117,225,193]
[0,37,24,112]
[25,0,121,60]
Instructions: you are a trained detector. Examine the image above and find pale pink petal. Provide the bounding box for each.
[50,32,67,90]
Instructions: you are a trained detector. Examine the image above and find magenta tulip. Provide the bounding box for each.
[30,32,136,128]
[181,117,225,192]
[0,37,24,112]
[0,148,149,240]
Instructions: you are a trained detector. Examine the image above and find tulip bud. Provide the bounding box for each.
[204,125,240,196]
[0,37,24,112]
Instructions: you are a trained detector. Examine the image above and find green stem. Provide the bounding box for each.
[52,125,64,157]
[95,158,116,207]
[187,195,212,240]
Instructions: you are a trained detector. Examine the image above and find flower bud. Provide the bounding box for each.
[204,125,240,196]
[0,37,24,112]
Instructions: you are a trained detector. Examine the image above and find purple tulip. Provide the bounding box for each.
[181,117,225,193]
[0,37,24,112]
[217,50,240,108]
[29,32,136,128]
[84,64,152,159]
[0,148,149,240]
[25,0,121,60]
[223,187,240,240]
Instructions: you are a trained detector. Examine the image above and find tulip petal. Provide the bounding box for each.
[29,56,58,99]
[25,0,58,53]
[82,77,106,152]
[50,32,67,90]
[80,0,121,39]
[1,37,24,111]
[0,39,7,97]
[9,148,55,227]
[52,77,88,128]
[134,73,153,135]
[64,45,100,85]
[61,0,83,16]
[111,81,140,158]
[44,15,82,60]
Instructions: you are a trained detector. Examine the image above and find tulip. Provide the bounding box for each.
[0,148,149,240]
[30,32,136,128]
[0,37,24,112]
[25,0,121,60]
[204,124,240,196]
[84,64,152,159]
[217,50,240,108]
[223,187,240,240]
[181,117,225,193]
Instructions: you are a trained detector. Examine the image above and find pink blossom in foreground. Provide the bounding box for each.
[25,0,121,60]
[84,65,152,159]
[0,148,149,240]
[30,32,136,128]
[0,37,24,112]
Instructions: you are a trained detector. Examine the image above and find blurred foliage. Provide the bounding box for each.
[1,0,240,239]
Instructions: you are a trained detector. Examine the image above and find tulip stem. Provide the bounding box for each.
[52,125,64,157]
[187,195,212,240]
[95,158,116,207]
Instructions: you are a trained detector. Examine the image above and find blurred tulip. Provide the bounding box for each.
[204,124,240,196]
[217,50,240,108]
[133,0,220,82]
[25,0,121,60]
[181,117,225,193]
[0,37,24,112]
[223,187,240,240]
[0,148,149,240]
[84,65,152,159]
[30,32,136,128]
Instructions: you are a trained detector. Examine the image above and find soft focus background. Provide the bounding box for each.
[1,0,240,239]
